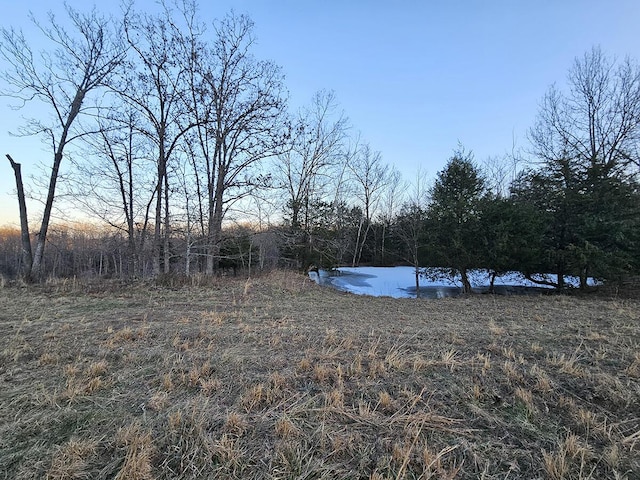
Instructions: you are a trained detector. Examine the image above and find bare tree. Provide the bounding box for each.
[394,168,429,296]
[120,1,200,275]
[348,142,389,266]
[276,90,348,230]
[188,13,288,274]
[379,167,404,264]
[65,108,156,277]
[273,90,348,267]
[530,47,640,176]
[1,6,124,280]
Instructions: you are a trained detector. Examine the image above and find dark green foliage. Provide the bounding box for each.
[425,150,486,292]
[511,162,640,288]
[479,196,546,290]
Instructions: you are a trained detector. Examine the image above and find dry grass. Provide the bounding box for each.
[0,271,639,479]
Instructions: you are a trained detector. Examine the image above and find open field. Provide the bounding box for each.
[1,272,639,479]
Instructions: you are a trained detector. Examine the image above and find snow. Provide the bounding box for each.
[309,266,598,299]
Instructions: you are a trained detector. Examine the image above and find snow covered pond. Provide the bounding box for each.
[310,266,594,299]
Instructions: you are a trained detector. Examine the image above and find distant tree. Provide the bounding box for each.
[394,204,427,295]
[274,90,348,267]
[277,91,348,230]
[65,108,156,278]
[393,169,429,296]
[1,6,124,281]
[0,227,22,280]
[311,200,360,268]
[512,166,640,288]
[426,149,486,293]
[348,143,389,266]
[482,149,523,199]
[378,168,404,265]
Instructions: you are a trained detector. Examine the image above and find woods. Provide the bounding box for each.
[1,4,639,288]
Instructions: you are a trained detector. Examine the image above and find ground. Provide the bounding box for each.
[0,272,639,479]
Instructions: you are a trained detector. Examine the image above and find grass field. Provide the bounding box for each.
[1,272,639,479]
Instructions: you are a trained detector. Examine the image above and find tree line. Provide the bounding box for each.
[1,2,639,288]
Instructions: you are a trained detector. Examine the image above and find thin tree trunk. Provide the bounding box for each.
[163,169,171,274]
[185,232,191,276]
[153,161,164,276]
[460,268,472,294]
[557,265,565,290]
[381,223,386,265]
[352,217,364,267]
[356,221,372,266]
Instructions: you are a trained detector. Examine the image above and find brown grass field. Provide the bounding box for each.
[1,272,639,479]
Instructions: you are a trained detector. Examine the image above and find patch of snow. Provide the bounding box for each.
[311,266,599,299]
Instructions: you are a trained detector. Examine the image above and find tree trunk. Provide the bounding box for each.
[163,169,171,274]
[6,155,33,279]
[579,263,589,290]
[185,232,191,276]
[206,160,226,275]
[381,223,386,265]
[153,175,163,276]
[352,216,364,267]
[153,151,165,276]
[31,150,65,281]
[207,202,224,274]
[557,266,565,290]
[489,271,497,294]
[460,268,472,294]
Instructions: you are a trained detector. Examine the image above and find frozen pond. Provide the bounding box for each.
[310,266,592,299]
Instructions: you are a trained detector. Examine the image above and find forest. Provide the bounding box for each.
[1,2,639,290]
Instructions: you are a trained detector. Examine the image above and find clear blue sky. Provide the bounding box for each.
[1,0,639,225]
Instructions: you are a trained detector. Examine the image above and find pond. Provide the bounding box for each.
[309,266,590,299]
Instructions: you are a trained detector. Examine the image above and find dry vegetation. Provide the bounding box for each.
[1,272,639,479]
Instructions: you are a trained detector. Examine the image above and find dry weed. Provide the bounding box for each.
[147,391,169,411]
[223,411,248,436]
[440,349,459,371]
[114,423,154,480]
[241,383,265,412]
[488,320,506,336]
[275,415,300,439]
[38,352,59,366]
[46,438,97,480]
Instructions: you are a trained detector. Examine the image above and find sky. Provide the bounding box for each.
[1,0,639,226]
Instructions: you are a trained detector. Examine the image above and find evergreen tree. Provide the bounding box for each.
[526,48,640,288]
[426,149,486,293]
[479,195,546,291]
